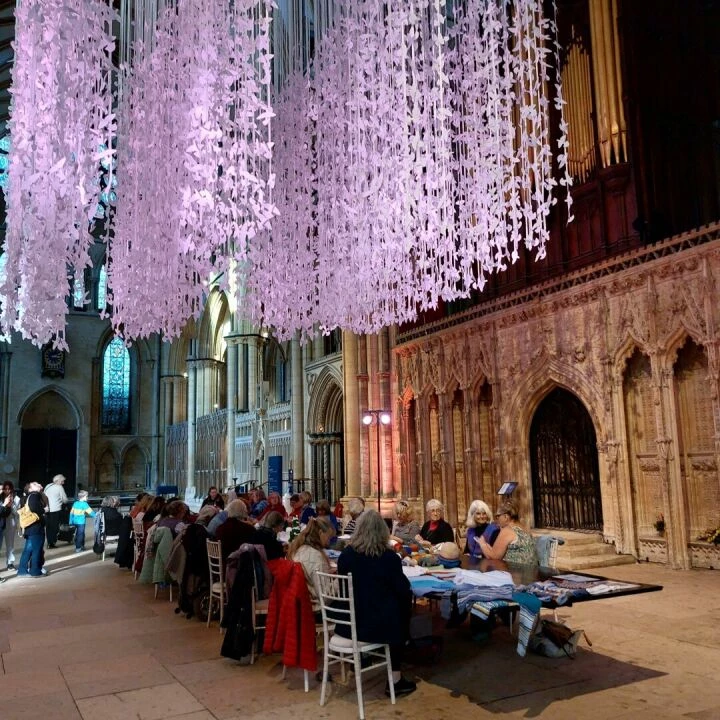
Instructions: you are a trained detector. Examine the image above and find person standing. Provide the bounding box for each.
[44,474,67,549]
[0,481,20,569]
[17,482,47,577]
[68,491,96,552]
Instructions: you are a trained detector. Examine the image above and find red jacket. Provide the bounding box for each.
[264,559,317,671]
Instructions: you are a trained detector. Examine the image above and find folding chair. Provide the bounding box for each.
[206,539,226,629]
[315,571,395,720]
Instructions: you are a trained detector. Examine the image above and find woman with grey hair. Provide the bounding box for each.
[342,496,365,535]
[336,510,416,698]
[97,495,124,537]
[415,499,454,547]
[464,500,493,558]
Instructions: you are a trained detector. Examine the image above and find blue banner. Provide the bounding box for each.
[268,455,283,494]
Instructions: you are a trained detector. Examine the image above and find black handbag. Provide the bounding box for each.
[93,537,106,554]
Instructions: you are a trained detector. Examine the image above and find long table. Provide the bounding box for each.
[409,556,663,609]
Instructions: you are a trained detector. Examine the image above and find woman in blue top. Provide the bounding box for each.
[463,500,493,558]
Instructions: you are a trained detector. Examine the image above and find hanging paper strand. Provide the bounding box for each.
[0,0,116,349]
[110,0,276,341]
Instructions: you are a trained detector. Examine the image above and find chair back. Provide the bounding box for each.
[534,534,563,567]
[315,571,357,644]
[206,539,224,586]
[132,517,145,539]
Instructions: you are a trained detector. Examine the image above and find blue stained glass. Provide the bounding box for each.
[0,155,7,170]
[0,136,10,152]
[102,337,130,432]
[94,204,105,219]
[97,265,107,311]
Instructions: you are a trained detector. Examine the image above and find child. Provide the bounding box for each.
[69,491,96,553]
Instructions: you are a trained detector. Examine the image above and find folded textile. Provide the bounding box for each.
[453,569,513,588]
[409,576,455,596]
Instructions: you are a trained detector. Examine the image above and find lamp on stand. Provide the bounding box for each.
[362,409,391,513]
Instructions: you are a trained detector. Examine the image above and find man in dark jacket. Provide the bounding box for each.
[17,482,47,577]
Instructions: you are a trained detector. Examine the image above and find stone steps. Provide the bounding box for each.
[532,529,637,571]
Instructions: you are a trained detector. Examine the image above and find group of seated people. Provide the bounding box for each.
[111,486,536,700]
[385,496,539,566]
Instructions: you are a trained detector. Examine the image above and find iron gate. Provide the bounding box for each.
[530,388,603,530]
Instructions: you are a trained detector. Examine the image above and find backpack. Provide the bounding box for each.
[19,499,40,529]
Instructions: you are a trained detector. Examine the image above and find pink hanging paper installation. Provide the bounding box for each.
[248,0,571,340]
[0,0,116,349]
[109,0,276,341]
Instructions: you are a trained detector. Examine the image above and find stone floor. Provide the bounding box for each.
[2,543,720,720]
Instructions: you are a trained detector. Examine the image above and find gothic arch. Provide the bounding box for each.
[17,386,82,429]
[197,289,230,361]
[505,359,604,454]
[166,322,193,376]
[119,440,150,465]
[307,366,344,432]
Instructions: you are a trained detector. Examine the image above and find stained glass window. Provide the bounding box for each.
[72,274,85,309]
[97,264,107,311]
[102,337,130,432]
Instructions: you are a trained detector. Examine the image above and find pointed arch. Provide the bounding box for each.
[307,366,344,432]
[18,386,82,429]
[197,288,230,361]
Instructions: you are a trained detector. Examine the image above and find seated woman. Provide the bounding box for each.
[195,505,219,528]
[288,493,303,520]
[299,491,317,524]
[129,492,150,519]
[390,500,421,545]
[257,491,287,521]
[98,496,124,537]
[142,497,166,532]
[336,510,416,697]
[156,500,190,537]
[201,486,225,510]
[252,511,286,560]
[342,497,365,535]
[315,499,339,532]
[415,499,454,548]
[215,499,257,560]
[287,516,335,611]
[463,500,493,558]
[248,489,268,519]
[131,493,153,521]
[477,501,538,565]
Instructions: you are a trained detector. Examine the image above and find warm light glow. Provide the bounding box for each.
[362,414,373,425]
[379,412,391,425]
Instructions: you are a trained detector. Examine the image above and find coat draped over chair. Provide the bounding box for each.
[263,559,317,672]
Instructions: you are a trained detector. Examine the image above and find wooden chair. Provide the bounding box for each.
[206,539,226,629]
[131,517,145,580]
[315,571,395,720]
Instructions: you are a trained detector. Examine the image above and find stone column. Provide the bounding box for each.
[0,348,12,455]
[415,393,433,503]
[651,356,689,569]
[342,331,360,496]
[187,351,197,493]
[225,336,239,487]
[437,391,458,527]
[357,335,370,497]
[461,386,480,508]
[378,329,393,499]
[291,335,305,481]
[237,342,248,411]
[247,340,258,412]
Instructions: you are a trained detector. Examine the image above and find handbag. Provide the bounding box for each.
[18,502,40,529]
[93,538,106,554]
